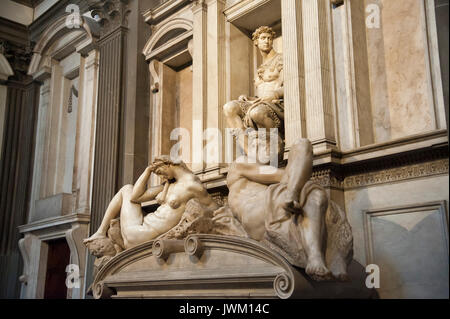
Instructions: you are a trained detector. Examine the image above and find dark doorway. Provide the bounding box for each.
[44,238,71,299]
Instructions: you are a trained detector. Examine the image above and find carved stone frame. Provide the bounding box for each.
[363,200,449,265]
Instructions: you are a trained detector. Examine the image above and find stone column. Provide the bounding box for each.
[0,77,40,298]
[281,0,307,148]
[302,0,337,151]
[0,20,39,298]
[191,0,208,173]
[205,0,226,170]
[90,29,127,233]
[86,0,130,290]
[89,1,129,239]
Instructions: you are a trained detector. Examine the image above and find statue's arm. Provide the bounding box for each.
[274,69,284,99]
[131,184,164,204]
[233,162,284,185]
[130,166,164,203]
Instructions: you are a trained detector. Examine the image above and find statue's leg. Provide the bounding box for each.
[248,105,280,130]
[301,188,331,280]
[281,138,313,212]
[223,100,248,154]
[83,185,129,243]
[118,185,159,248]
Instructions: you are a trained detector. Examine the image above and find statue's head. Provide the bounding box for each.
[247,129,284,165]
[151,155,191,179]
[252,26,276,53]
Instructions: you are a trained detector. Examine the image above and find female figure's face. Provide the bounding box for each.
[154,165,174,179]
[256,32,273,53]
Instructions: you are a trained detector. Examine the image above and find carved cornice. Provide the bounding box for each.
[313,142,449,189]
[311,168,344,190]
[0,17,29,47]
[18,213,91,234]
[143,0,192,25]
[343,158,448,190]
[224,0,271,22]
[88,0,131,38]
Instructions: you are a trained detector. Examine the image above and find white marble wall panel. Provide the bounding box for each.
[366,0,438,141]
[345,174,449,298]
[365,202,448,298]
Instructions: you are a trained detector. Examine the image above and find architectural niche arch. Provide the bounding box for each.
[28,14,100,77]
[143,18,194,185]
[142,18,193,61]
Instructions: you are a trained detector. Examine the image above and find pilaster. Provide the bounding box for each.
[281,0,307,148]
[74,50,99,214]
[205,0,226,170]
[191,0,208,172]
[302,0,337,151]
[86,0,130,291]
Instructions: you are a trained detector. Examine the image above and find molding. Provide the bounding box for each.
[0,17,29,47]
[28,15,100,76]
[145,30,193,61]
[92,234,308,299]
[144,131,449,202]
[29,0,91,43]
[312,129,448,166]
[142,18,193,59]
[363,201,449,265]
[18,213,90,233]
[143,0,192,25]
[224,0,272,22]
[342,158,448,190]
[90,234,372,299]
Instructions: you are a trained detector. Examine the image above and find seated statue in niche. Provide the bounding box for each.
[223,26,284,155]
[226,130,353,281]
